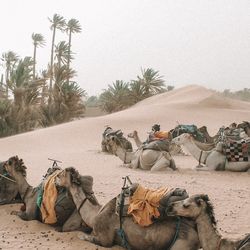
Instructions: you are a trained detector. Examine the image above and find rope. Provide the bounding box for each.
[116,176,132,250]
[0,173,16,183]
[166,217,181,250]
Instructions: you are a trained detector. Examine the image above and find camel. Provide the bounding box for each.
[102,127,132,154]
[167,194,250,250]
[238,121,250,137]
[3,156,93,232]
[55,167,200,250]
[127,130,186,156]
[0,161,22,204]
[107,135,177,171]
[172,133,250,172]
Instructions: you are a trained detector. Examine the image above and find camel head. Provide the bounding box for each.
[56,167,81,188]
[127,130,138,139]
[237,121,250,131]
[167,194,216,225]
[172,133,192,145]
[4,156,27,178]
[106,135,122,154]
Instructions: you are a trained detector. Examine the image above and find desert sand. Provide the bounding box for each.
[0,85,249,250]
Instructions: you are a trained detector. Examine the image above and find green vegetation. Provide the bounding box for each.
[0,14,85,137]
[1,14,174,136]
[90,68,174,113]
[220,88,250,102]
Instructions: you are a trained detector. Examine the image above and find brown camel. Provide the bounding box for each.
[3,156,92,232]
[127,130,186,155]
[0,161,22,204]
[167,194,250,250]
[102,127,132,154]
[107,135,177,171]
[55,167,200,250]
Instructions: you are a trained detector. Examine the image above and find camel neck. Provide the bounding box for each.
[196,212,222,250]
[69,185,101,228]
[13,172,31,201]
[183,139,210,164]
[133,133,143,148]
[196,211,238,250]
[115,146,133,163]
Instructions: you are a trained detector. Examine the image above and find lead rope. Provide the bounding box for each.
[166,217,181,249]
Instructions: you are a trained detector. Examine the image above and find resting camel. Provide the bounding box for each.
[167,194,250,250]
[127,130,187,155]
[3,156,93,232]
[0,161,22,204]
[55,167,200,250]
[102,127,132,154]
[172,133,250,172]
[107,135,177,171]
[238,121,250,137]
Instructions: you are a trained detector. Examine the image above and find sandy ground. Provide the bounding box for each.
[0,85,249,250]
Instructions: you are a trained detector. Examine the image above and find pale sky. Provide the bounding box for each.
[1,0,250,96]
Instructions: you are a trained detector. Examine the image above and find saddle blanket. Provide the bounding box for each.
[224,140,249,162]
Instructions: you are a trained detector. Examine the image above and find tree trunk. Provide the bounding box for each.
[67,30,72,84]
[33,44,37,80]
[49,27,56,103]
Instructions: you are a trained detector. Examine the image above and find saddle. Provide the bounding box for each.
[222,139,250,162]
[143,140,170,152]
[116,183,188,226]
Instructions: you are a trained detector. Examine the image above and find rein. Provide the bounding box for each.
[166,217,181,249]
[198,150,203,166]
[0,173,16,183]
[77,197,88,213]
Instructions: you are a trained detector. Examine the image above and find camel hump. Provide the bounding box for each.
[143,140,170,152]
[80,175,94,194]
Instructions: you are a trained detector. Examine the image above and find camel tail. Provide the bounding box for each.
[237,233,250,249]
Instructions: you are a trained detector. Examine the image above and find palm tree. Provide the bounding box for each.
[48,14,66,95]
[136,68,165,97]
[129,80,146,104]
[1,51,19,98]
[65,18,81,84]
[8,56,44,133]
[31,33,46,80]
[54,41,73,68]
[99,80,131,113]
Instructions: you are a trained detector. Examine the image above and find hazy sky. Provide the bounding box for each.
[1,0,249,95]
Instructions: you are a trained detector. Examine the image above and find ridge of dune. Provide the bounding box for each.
[133,85,215,107]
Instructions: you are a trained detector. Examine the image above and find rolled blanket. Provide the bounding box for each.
[128,184,171,226]
[40,170,62,224]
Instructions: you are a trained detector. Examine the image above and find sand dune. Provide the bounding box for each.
[0,85,249,249]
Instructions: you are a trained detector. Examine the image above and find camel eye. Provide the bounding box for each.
[183,204,190,208]
[8,160,12,165]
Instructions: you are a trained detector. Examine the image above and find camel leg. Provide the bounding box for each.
[62,209,90,232]
[78,231,114,248]
[171,238,199,250]
[150,157,173,171]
